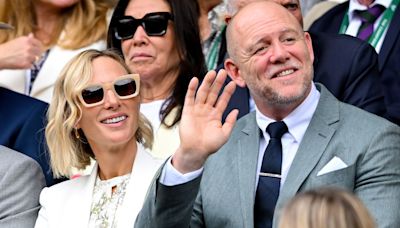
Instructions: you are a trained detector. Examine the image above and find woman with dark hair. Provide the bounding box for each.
[107,0,206,159]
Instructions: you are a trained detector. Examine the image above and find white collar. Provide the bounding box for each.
[255,82,320,143]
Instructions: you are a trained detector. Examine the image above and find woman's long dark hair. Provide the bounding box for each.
[107,0,206,127]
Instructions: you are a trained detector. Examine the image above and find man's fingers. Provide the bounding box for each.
[195,70,216,105]
[222,109,238,136]
[215,80,236,113]
[184,77,199,108]
[205,69,228,106]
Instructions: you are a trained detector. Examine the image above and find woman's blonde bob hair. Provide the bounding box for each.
[279,187,376,228]
[46,49,153,178]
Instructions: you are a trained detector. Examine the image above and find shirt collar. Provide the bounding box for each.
[255,82,320,143]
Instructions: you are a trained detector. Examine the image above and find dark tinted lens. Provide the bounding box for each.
[81,86,104,104]
[114,78,137,97]
[143,17,168,36]
[115,18,138,40]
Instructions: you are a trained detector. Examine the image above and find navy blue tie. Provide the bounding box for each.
[254,121,288,228]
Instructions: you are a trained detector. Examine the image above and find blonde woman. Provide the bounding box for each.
[279,188,376,228]
[0,0,114,102]
[34,49,162,227]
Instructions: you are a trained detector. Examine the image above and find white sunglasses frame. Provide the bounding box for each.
[78,74,140,108]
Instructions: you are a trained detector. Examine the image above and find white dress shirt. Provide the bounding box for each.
[255,83,319,188]
[346,0,391,52]
[161,83,320,187]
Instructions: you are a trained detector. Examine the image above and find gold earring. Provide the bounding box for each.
[74,128,80,139]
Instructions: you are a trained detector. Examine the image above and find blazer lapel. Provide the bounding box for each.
[237,113,260,228]
[67,165,98,227]
[116,143,162,227]
[378,6,400,69]
[276,84,340,212]
[31,46,74,98]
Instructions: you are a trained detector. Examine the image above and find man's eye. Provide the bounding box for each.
[283,37,296,44]
[255,46,267,54]
[285,3,298,11]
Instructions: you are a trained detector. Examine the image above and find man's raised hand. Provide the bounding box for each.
[173,69,238,173]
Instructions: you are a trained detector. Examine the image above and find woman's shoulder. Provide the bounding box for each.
[53,39,106,53]
[42,174,92,197]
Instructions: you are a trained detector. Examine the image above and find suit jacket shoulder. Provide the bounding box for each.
[309,2,349,34]
[310,32,386,117]
[0,87,61,186]
[0,146,46,228]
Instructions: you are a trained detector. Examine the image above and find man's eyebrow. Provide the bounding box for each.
[280,28,299,34]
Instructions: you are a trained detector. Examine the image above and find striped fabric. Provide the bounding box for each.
[356,5,386,40]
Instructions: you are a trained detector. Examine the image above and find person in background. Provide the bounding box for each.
[0,0,114,103]
[0,87,60,186]
[300,0,323,16]
[0,145,46,227]
[198,0,227,70]
[0,21,62,186]
[35,49,162,227]
[135,2,400,228]
[279,188,376,228]
[221,0,386,122]
[310,0,400,125]
[107,0,206,160]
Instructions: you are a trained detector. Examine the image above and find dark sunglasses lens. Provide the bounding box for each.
[82,86,104,104]
[115,18,137,40]
[114,78,137,97]
[143,17,168,36]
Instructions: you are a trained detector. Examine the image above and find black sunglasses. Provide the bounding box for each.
[79,74,140,107]
[114,12,174,40]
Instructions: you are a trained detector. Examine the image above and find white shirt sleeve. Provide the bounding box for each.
[160,156,203,186]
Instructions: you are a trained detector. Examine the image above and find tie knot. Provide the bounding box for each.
[355,4,386,23]
[266,121,288,139]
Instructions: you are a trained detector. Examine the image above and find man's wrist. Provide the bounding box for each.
[172,147,208,174]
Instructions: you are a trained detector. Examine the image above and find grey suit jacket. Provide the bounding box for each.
[136,84,400,228]
[0,146,46,228]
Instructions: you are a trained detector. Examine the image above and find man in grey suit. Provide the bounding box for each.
[135,1,400,228]
[0,145,46,227]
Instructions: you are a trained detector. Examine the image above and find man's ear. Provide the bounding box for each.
[224,58,246,88]
[304,32,314,63]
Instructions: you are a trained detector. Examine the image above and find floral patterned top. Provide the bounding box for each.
[89,173,131,228]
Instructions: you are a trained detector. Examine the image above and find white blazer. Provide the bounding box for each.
[0,40,106,103]
[150,106,180,160]
[34,143,162,228]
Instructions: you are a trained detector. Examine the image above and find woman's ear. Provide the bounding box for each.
[74,113,82,129]
[224,58,246,88]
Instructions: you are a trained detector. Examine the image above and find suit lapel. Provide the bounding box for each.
[276,84,340,211]
[378,6,400,69]
[236,113,259,228]
[68,165,98,227]
[31,47,69,98]
[117,144,162,227]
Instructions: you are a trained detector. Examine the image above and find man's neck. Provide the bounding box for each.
[357,0,374,6]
